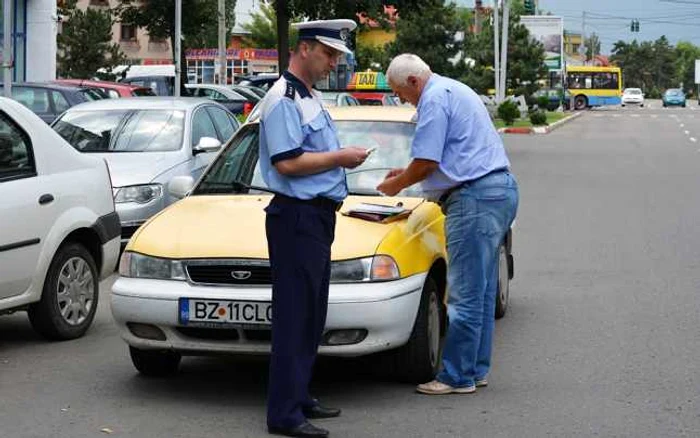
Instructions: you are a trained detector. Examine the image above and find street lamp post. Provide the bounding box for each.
[174,0,181,97]
[3,0,13,96]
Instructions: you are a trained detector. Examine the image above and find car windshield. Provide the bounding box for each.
[666,89,683,96]
[625,89,642,95]
[81,88,107,100]
[193,120,419,197]
[53,109,185,153]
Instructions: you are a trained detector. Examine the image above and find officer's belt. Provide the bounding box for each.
[272,193,343,212]
[437,167,509,205]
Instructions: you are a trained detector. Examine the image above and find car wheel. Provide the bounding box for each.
[621,104,626,107]
[28,242,99,340]
[640,104,644,108]
[391,276,443,383]
[682,103,686,108]
[574,95,587,111]
[129,346,181,377]
[495,242,510,319]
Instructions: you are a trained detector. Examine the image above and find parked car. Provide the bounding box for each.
[119,76,191,97]
[621,88,645,107]
[236,85,267,98]
[185,83,255,116]
[322,91,360,107]
[352,92,398,106]
[236,74,279,91]
[662,88,686,108]
[111,107,515,381]
[0,97,120,340]
[54,79,156,98]
[229,84,264,102]
[0,82,105,124]
[51,97,240,245]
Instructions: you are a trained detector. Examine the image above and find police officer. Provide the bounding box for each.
[377,54,519,395]
[258,19,369,438]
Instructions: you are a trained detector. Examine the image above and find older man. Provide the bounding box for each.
[377,54,519,395]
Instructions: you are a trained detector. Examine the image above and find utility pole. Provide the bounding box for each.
[581,11,586,65]
[499,0,510,102]
[475,0,482,34]
[493,0,500,102]
[174,0,182,97]
[3,0,13,96]
[218,0,226,85]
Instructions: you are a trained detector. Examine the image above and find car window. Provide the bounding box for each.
[54,109,185,152]
[191,108,219,147]
[107,90,121,99]
[12,87,50,114]
[0,111,35,181]
[206,106,237,142]
[52,91,71,113]
[81,88,106,101]
[200,88,228,101]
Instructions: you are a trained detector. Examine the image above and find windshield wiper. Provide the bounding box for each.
[196,180,280,195]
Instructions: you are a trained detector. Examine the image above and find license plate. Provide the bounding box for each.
[179,298,271,326]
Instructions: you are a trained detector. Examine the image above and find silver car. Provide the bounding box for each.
[52,97,240,245]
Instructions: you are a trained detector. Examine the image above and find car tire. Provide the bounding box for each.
[495,242,510,319]
[129,346,181,377]
[621,104,625,107]
[682,103,686,108]
[28,242,99,340]
[391,276,443,383]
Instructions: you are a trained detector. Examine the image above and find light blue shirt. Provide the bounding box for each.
[258,71,347,202]
[411,74,510,199]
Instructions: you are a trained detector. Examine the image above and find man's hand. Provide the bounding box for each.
[336,147,369,169]
[377,176,403,196]
[385,168,405,179]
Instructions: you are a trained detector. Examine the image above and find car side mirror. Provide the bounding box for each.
[193,136,222,155]
[168,175,195,199]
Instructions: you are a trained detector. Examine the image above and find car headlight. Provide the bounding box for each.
[114,184,163,204]
[330,255,400,283]
[118,252,186,280]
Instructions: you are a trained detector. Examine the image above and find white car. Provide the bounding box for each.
[0,97,120,340]
[622,88,645,107]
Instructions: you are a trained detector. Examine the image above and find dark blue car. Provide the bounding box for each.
[0,82,106,124]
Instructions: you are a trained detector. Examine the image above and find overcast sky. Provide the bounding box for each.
[455,0,700,54]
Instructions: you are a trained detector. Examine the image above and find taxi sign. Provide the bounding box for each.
[347,71,390,91]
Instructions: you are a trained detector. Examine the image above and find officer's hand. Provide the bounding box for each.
[337,147,369,169]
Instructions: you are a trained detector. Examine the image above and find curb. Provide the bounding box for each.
[498,111,583,135]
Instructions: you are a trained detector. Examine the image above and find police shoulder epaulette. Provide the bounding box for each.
[284,83,296,100]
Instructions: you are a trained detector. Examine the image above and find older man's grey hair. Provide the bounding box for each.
[386,54,432,87]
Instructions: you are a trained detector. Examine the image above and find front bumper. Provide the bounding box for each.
[110,273,427,357]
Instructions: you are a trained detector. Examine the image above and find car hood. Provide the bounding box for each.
[96,152,184,187]
[127,195,427,260]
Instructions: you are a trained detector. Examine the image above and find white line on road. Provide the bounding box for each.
[685,130,690,135]
[632,114,640,118]
[680,123,685,127]
[691,138,697,143]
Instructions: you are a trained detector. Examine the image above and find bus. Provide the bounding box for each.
[566,66,622,110]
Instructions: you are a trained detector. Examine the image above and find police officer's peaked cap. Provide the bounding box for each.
[292,19,357,55]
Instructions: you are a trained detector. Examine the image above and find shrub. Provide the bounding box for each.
[529,110,548,126]
[537,95,550,110]
[497,100,520,126]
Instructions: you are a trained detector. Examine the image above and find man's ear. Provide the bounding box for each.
[407,75,418,87]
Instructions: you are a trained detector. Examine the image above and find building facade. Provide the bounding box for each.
[1,0,57,82]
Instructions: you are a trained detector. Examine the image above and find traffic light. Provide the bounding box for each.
[523,0,535,15]
[630,20,640,32]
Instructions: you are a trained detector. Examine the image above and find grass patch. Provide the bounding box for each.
[494,111,569,129]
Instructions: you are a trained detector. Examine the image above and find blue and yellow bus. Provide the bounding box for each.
[566,66,622,110]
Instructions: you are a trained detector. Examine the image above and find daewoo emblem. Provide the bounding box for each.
[231,270,252,280]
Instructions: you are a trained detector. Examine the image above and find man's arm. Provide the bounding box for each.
[275,147,369,176]
[376,159,439,196]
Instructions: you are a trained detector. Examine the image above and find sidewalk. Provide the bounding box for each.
[498,111,583,135]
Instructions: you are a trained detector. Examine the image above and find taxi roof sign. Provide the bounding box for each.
[347,71,390,91]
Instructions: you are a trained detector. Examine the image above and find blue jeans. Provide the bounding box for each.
[436,170,519,388]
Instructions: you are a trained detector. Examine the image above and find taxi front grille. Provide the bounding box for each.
[186,261,272,285]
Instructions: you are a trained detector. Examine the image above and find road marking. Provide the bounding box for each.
[685,130,690,135]
[651,115,658,118]
[691,138,697,143]
[680,123,685,127]
[632,114,640,118]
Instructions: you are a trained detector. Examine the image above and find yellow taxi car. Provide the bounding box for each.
[111,107,514,383]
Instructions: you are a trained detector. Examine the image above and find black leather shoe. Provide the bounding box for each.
[268,421,329,437]
[303,404,341,419]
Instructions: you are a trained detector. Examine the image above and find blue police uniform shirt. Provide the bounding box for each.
[258,71,348,202]
[411,74,511,199]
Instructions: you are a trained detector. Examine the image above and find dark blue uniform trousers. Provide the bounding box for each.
[265,196,336,429]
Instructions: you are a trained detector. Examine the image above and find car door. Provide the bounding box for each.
[11,86,54,124]
[0,111,51,300]
[206,105,239,143]
[190,107,221,179]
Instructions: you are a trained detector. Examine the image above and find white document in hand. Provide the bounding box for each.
[350,203,407,215]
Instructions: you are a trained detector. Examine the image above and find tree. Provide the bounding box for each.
[116,0,237,88]
[458,9,547,97]
[57,0,127,80]
[585,33,601,61]
[355,43,391,71]
[382,0,463,76]
[611,36,677,97]
[674,41,700,95]
[243,0,298,49]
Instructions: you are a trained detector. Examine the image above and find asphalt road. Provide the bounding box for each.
[2,102,700,437]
